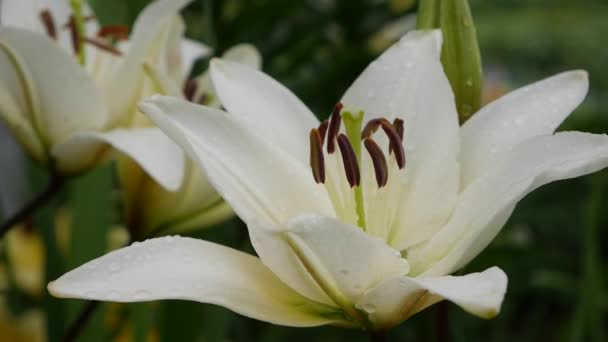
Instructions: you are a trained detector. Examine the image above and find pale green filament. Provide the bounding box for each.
[69,0,86,65]
[342,110,367,231]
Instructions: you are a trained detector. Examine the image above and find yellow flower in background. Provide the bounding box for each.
[0,226,45,341]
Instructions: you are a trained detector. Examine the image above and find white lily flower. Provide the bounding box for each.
[0,0,207,189]
[49,30,608,330]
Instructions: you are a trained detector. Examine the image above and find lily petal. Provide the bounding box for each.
[460,71,589,187]
[135,158,228,235]
[210,58,319,163]
[0,0,39,33]
[342,30,460,250]
[358,267,507,329]
[180,38,212,76]
[141,96,334,224]
[0,27,107,147]
[413,132,608,276]
[105,0,192,126]
[48,236,342,327]
[247,214,410,315]
[52,128,185,190]
[193,43,262,107]
[0,75,46,163]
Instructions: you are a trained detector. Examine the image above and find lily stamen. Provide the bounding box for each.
[64,16,80,55]
[336,134,360,187]
[393,118,404,141]
[363,138,388,187]
[326,102,343,154]
[309,129,325,184]
[362,118,406,169]
[318,120,329,145]
[97,25,129,40]
[39,10,57,40]
[84,37,122,56]
[380,121,405,169]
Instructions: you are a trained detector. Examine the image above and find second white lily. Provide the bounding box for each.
[49,30,608,330]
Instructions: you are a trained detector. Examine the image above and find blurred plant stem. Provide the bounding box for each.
[369,330,388,342]
[63,301,101,342]
[568,174,605,341]
[0,173,64,238]
[203,0,218,51]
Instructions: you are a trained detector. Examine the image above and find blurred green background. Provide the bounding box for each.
[0,0,607,341]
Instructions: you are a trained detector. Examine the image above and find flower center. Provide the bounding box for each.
[309,102,406,230]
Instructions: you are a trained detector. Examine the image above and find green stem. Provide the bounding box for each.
[69,0,86,65]
[0,174,64,238]
[342,111,367,230]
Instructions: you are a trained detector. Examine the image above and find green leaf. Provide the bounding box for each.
[64,165,114,342]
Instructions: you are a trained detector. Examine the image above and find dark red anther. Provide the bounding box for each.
[97,25,129,40]
[65,16,81,55]
[361,118,384,139]
[393,118,404,141]
[310,129,326,184]
[337,134,360,187]
[379,120,405,169]
[364,138,388,187]
[183,79,198,102]
[39,9,57,40]
[85,38,122,56]
[326,102,343,154]
[318,120,329,146]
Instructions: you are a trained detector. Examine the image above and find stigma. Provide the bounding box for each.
[309,102,406,188]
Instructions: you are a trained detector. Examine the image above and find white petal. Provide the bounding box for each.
[0,79,46,163]
[0,27,107,147]
[48,236,342,327]
[342,30,460,250]
[210,58,319,163]
[460,71,589,187]
[358,267,507,329]
[247,215,409,314]
[52,128,185,191]
[105,0,192,126]
[141,96,334,224]
[180,38,212,76]
[221,43,262,69]
[412,132,608,276]
[133,158,230,234]
[1,0,39,32]
[191,43,262,107]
